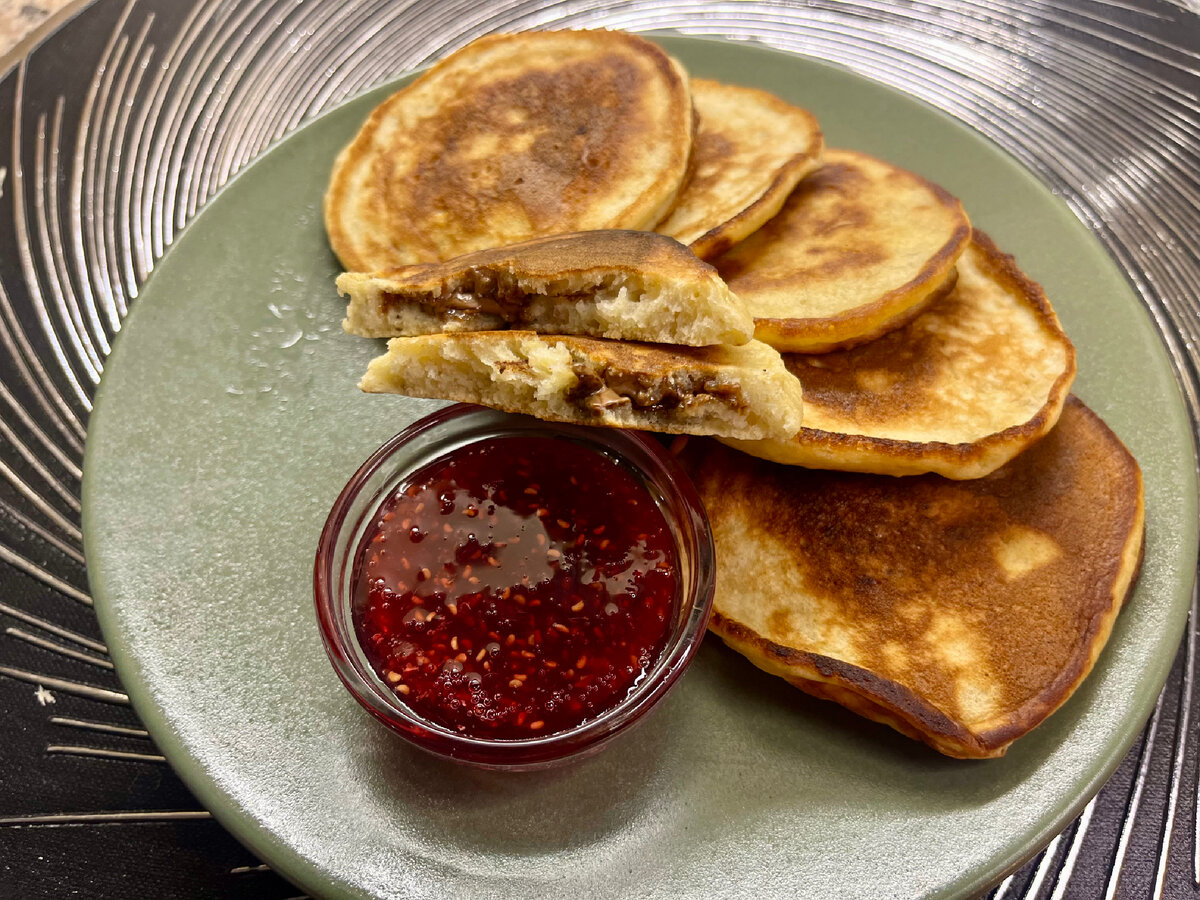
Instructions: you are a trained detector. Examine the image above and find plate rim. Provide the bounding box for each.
[81,33,1200,900]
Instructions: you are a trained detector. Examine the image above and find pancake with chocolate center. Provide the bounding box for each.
[359,332,803,440]
[723,232,1076,479]
[337,230,753,346]
[325,30,694,272]
[686,396,1145,759]
[715,148,970,353]
[655,79,823,260]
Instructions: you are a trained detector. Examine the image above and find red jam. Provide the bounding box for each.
[352,435,678,740]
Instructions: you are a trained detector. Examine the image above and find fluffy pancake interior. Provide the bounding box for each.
[688,396,1145,758]
[359,332,803,440]
[337,230,754,346]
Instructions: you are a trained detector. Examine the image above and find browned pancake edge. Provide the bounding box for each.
[697,396,1145,758]
[741,154,971,353]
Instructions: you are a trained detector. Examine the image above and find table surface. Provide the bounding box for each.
[1,1,1198,898]
[0,1,72,58]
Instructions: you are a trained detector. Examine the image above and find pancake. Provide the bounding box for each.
[723,232,1076,479]
[655,79,824,260]
[337,230,753,346]
[359,332,804,441]
[715,148,971,353]
[325,30,694,272]
[685,396,1145,759]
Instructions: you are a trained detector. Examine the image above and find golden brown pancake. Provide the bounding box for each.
[715,148,971,353]
[325,30,694,272]
[723,232,1076,479]
[359,332,804,440]
[337,230,753,346]
[655,79,823,260]
[685,396,1145,759]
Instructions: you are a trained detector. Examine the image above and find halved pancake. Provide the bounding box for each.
[359,332,804,440]
[655,79,824,260]
[686,396,1145,759]
[715,148,971,353]
[338,230,753,346]
[325,30,694,272]
[724,232,1076,479]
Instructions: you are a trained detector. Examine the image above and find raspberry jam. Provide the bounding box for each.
[351,435,679,740]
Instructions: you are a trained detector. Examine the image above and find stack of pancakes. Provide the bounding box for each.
[324,30,1144,758]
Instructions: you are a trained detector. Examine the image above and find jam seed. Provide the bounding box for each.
[396,684,411,695]
[353,434,679,742]
[523,486,539,495]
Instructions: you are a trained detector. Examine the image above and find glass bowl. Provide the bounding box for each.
[314,404,715,771]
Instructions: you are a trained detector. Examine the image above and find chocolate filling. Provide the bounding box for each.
[568,363,746,416]
[382,268,597,323]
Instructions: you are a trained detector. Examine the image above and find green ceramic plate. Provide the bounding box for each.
[83,36,1197,899]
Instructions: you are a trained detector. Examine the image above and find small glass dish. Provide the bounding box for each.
[314,403,715,771]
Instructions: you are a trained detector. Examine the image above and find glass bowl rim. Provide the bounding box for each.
[313,403,716,766]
